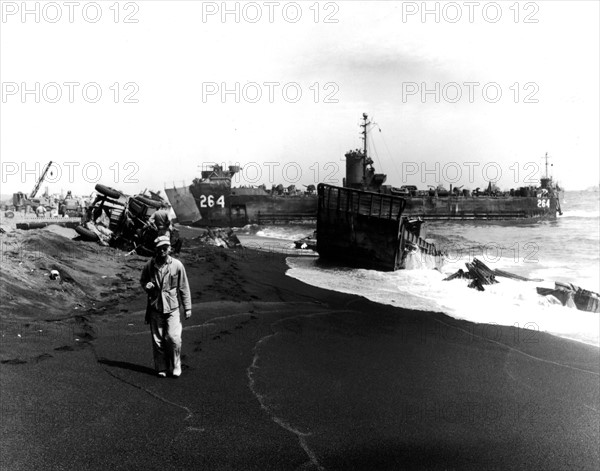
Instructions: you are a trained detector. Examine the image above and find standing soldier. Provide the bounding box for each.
[140,235,192,378]
[149,203,173,238]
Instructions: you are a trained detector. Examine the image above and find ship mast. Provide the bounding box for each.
[361,113,370,185]
[539,152,556,190]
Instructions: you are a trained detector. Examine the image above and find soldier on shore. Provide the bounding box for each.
[140,236,192,378]
[149,203,173,238]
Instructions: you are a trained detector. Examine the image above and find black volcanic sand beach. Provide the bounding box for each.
[1,224,598,470]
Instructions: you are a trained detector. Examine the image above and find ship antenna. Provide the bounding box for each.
[361,113,370,184]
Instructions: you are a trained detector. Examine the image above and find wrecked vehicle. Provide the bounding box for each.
[537,282,600,313]
[58,191,84,217]
[75,184,181,256]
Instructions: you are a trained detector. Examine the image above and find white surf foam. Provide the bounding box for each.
[285,257,600,347]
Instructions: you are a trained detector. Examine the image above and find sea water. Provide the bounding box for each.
[236,190,600,347]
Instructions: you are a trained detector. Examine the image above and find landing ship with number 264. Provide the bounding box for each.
[165,165,318,227]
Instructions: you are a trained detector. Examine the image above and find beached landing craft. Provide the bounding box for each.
[166,130,562,227]
[164,165,317,227]
[316,113,445,271]
[316,183,445,271]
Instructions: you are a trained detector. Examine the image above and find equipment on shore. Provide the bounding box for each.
[76,183,180,256]
[443,258,543,289]
[537,283,600,313]
[444,258,599,313]
[443,258,500,290]
[58,191,84,217]
[30,161,53,199]
[12,161,55,212]
[294,231,317,251]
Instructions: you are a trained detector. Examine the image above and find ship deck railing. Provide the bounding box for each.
[406,211,548,220]
[257,212,317,224]
[318,184,406,221]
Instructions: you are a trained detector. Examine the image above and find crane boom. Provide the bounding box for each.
[30,161,53,198]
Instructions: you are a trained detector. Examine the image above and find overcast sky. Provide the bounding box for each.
[1,0,598,197]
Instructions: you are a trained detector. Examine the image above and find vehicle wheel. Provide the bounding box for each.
[5,210,14,218]
[95,184,121,199]
[134,195,163,209]
[75,225,99,241]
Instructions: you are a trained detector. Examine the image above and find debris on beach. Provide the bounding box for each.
[75,184,181,255]
[294,231,317,251]
[443,258,499,290]
[537,283,600,313]
[193,228,241,248]
[16,220,81,230]
[444,258,599,313]
[443,258,542,291]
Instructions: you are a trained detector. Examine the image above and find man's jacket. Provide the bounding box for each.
[149,209,171,231]
[140,256,191,323]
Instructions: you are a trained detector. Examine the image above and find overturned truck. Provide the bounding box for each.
[75,184,180,256]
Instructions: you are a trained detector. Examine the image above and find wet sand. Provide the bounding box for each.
[1,225,598,470]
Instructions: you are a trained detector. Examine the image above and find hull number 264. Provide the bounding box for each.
[200,195,225,208]
[537,198,550,208]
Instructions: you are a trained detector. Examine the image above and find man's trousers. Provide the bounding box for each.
[149,308,182,373]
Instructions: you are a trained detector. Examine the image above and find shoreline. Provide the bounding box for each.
[1,226,598,469]
[283,251,600,349]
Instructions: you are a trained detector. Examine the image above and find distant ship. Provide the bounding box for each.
[341,139,562,220]
[166,120,562,227]
[395,153,562,220]
[584,184,599,193]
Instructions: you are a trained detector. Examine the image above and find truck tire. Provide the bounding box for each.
[134,195,163,209]
[95,184,121,199]
[75,225,99,241]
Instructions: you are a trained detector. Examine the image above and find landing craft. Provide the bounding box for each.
[316,113,445,271]
[165,123,562,226]
[165,164,317,227]
[396,152,562,220]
